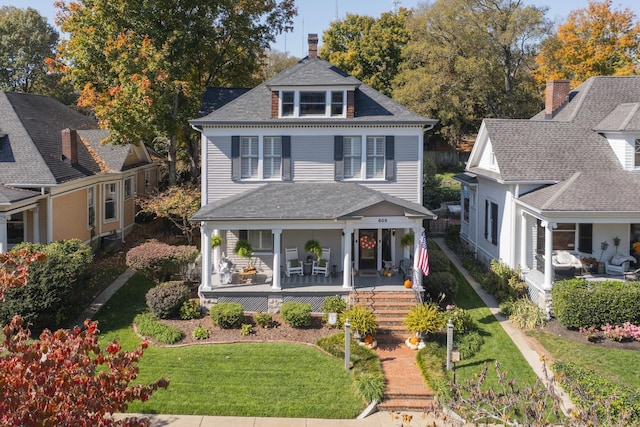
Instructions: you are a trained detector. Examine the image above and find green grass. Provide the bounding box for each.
[436,172,461,187]
[527,330,640,390]
[93,272,365,418]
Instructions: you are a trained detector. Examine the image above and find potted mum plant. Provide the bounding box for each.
[403,303,442,349]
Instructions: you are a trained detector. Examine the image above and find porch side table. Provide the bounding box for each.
[303,262,312,276]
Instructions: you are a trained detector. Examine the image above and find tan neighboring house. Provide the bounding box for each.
[0,91,161,253]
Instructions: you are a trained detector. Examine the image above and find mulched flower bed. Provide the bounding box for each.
[539,319,640,351]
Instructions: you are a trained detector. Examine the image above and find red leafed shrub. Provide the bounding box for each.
[0,248,45,301]
[0,315,169,426]
[126,240,198,283]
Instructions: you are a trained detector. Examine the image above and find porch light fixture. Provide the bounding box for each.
[601,241,609,251]
[613,236,621,248]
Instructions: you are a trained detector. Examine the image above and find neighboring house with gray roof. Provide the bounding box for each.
[0,91,161,252]
[454,77,640,312]
[190,35,437,304]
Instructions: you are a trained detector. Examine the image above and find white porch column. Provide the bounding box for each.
[32,207,40,244]
[272,228,282,290]
[201,223,212,289]
[212,229,221,273]
[519,212,527,270]
[342,228,353,288]
[543,221,554,290]
[412,227,423,289]
[0,215,7,253]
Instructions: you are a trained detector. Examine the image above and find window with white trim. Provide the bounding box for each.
[279,89,347,118]
[240,136,259,179]
[485,200,498,245]
[240,229,273,252]
[88,187,95,228]
[635,139,640,168]
[263,137,282,179]
[7,212,24,245]
[104,183,117,221]
[343,136,362,179]
[124,177,132,200]
[239,136,282,180]
[366,136,385,178]
[144,169,151,191]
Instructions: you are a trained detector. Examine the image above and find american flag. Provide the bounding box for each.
[416,231,430,276]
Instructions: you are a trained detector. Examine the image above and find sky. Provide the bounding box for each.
[4,0,640,57]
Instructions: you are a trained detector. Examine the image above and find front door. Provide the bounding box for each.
[359,229,377,270]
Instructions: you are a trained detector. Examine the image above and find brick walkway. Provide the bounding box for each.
[375,336,435,412]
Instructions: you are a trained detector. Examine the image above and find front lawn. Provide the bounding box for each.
[93,272,365,418]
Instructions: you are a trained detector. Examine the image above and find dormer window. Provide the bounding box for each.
[277,89,348,118]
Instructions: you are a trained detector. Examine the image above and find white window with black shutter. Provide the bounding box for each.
[485,200,498,245]
[334,134,395,181]
[231,136,291,181]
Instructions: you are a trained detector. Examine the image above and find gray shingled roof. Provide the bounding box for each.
[595,103,640,132]
[0,185,40,204]
[191,182,436,222]
[482,75,640,213]
[198,87,251,118]
[77,129,141,171]
[191,57,435,126]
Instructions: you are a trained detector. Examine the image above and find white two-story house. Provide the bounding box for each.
[454,77,640,312]
[190,35,437,310]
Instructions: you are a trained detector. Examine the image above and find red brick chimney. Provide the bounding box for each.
[61,128,78,165]
[308,34,318,59]
[545,80,571,119]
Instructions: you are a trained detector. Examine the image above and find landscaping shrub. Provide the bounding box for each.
[0,240,93,332]
[552,279,640,329]
[404,302,443,336]
[210,302,244,329]
[321,295,347,328]
[280,301,312,328]
[553,361,640,425]
[179,299,201,320]
[354,373,386,402]
[416,341,450,399]
[126,240,198,283]
[134,313,184,344]
[482,260,527,302]
[340,305,377,336]
[423,271,459,305]
[438,305,475,335]
[145,281,190,319]
[500,298,547,330]
[241,323,253,336]
[254,311,274,328]
[192,326,210,340]
[426,249,451,274]
[456,330,484,360]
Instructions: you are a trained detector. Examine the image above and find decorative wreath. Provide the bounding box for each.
[360,235,376,250]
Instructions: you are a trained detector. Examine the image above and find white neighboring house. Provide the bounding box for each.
[190,35,438,311]
[454,77,640,312]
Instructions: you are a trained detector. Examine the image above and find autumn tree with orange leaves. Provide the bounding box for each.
[0,248,168,426]
[534,0,640,86]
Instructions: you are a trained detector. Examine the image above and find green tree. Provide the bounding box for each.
[257,49,299,82]
[533,0,640,86]
[394,0,550,146]
[55,0,296,185]
[0,7,59,93]
[320,9,411,96]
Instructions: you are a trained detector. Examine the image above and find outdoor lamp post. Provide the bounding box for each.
[446,319,453,370]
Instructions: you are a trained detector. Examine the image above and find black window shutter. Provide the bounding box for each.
[484,200,489,240]
[231,136,240,181]
[491,202,498,245]
[282,136,291,181]
[385,136,395,180]
[578,223,593,254]
[334,136,344,181]
[239,230,248,240]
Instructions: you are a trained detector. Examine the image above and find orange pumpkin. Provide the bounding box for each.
[404,279,412,288]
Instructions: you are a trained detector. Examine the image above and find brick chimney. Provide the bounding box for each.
[545,80,571,119]
[61,128,78,165]
[308,34,318,59]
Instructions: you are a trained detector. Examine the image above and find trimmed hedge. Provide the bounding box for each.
[145,281,191,319]
[552,279,640,329]
[126,240,198,283]
[210,302,244,328]
[280,301,312,328]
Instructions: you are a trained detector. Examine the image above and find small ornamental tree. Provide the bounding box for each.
[126,240,198,283]
[0,249,168,425]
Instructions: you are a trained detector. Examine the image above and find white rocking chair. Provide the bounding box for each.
[312,248,331,277]
[285,248,303,277]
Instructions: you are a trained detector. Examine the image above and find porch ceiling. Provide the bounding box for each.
[191,182,435,222]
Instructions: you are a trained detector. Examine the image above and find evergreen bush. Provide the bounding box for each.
[126,240,198,283]
[179,299,201,320]
[210,302,244,328]
[280,301,312,328]
[321,295,347,328]
[145,281,190,319]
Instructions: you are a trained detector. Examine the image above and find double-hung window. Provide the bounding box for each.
[263,137,282,179]
[366,136,385,179]
[635,139,640,168]
[88,187,95,228]
[485,200,498,245]
[240,230,273,252]
[343,136,362,179]
[331,91,344,116]
[240,136,259,179]
[104,183,117,221]
[278,89,348,118]
[299,91,326,116]
[124,177,132,199]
